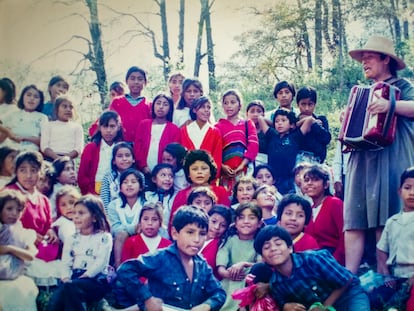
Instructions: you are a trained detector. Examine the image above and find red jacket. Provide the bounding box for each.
[134,120,180,170]
[78,141,100,195]
[121,233,172,263]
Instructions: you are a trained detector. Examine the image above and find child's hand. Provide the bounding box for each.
[144,297,163,311]
[228,262,248,281]
[282,302,306,311]
[254,282,270,299]
[222,165,235,177]
[45,229,59,244]
[245,273,256,285]
[191,303,211,311]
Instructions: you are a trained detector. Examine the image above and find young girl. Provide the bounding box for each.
[51,185,80,245]
[252,184,278,225]
[302,165,345,265]
[0,189,38,311]
[37,161,54,197]
[173,78,203,127]
[180,96,222,176]
[200,204,233,280]
[134,93,180,177]
[40,96,84,161]
[253,164,275,186]
[107,168,146,268]
[42,75,70,120]
[216,202,262,311]
[162,142,188,191]
[5,151,59,261]
[231,176,258,209]
[168,72,185,105]
[47,195,113,311]
[109,81,126,99]
[121,202,172,263]
[187,186,217,214]
[109,66,151,143]
[0,146,18,189]
[3,85,48,151]
[100,141,137,211]
[145,163,176,229]
[216,89,259,195]
[78,110,123,195]
[277,193,319,252]
[49,156,78,219]
[0,78,18,146]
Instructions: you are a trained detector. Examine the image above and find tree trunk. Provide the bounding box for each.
[390,0,402,46]
[194,2,205,78]
[85,0,108,108]
[402,0,409,40]
[296,0,312,72]
[204,0,216,91]
[178,0,185,67]
[159,0,170,82]
[322,0,336,58]
[314,0,323,73]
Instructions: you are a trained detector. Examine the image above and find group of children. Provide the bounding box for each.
[0,66,413,311]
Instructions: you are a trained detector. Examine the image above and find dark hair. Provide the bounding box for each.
[151,93,174,122]
[111,142,135,178]
[55,185,81,217]
[273,80,296,99]
[53,96,74,120]
[138,202,164,227]
[222,89,243,106]
[38,161,54,197]
[231,176,258,204]
[189,96,211,120]
[125,66,147,83]
[272,108,297,126]
[148,163,175,198]
[177,79,203,110]
[246,100,265,113]
[9,151,43,186]
[52,156,74,183]
[208,204,234,228]
[379,53,398,77]
[119,168,145,208]
[183,149,217,184]
[172,205,209,232]
[91,110,123,144]
[0,189,26,216]
[254,225,293,255]
[48,75,69,93]
[109,81,126,95]
[75,195,110,232]
[252,184,275,200]
[187,186,217,205]
[163,143,187,172]
[17,85,44,112]
[0,78,15,104]
[0,146,18,173]
[303,165,331,196]
[400,166,414,187]
[276,193,312,225]
[253,164,274,180]
[296,86,317,105]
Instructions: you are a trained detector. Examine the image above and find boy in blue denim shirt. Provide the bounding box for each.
[115,205,226,311]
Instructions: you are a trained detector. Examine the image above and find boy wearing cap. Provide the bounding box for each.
[345,36,414,274]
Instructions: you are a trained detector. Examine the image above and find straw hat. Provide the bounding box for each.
[349,36,406,70]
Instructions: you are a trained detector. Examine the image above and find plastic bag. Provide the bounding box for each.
[231,284,257,307]
[250,295,280,311]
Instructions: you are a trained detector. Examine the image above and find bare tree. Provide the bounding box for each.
[178,0,185,67]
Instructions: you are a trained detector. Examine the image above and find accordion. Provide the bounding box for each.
[339,82,400,150]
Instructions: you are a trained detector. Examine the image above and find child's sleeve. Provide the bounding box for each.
[40,121,51,153]
[107,199,124,234]
[85,232,113,278]
[99,173,111,212]
[216,237,231,268]
[73,123,84,156]
[61,235,75,279]
[376,220,391,253]
[199,262,227,311]
[244,119,259,162]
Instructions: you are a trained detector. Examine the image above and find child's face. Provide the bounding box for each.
[246,105,264,124]
[37,174,52,195]
[161,151,177,170]
[294,168,306,188]
[140,209,161,238]
[168,75,184,97]
[121,174,140,199]
[274,115,293,135]
[1,200,24,224]
[58,194,76,220]
[183,85,202,107]
[56,100,73,122]
[208,212,228,240]
[302,175,327,200]
[279,203,306,237]
[276,88,293,108]
[126,71,146,97]
[399,177,414,212]
[49,81,68,101]
[255,168,274,186]
[194,101,211,123]
[23,88,41,112]
[261,236,292,267]
[57,162,77,185]
[1,151,18,176]
[16,161,40,193]
[235,208,261,240]
[171,223,207,259]
[236,182,255,204]
[153,168,174,191]
[100,119,120,145]
[191,194,213,213]
[297,98,316,116]
[255,187,276,209]
[73,203,95,234]
[188,160,211,186]
[114,147,135,172]
[153,96,170,119]
[222,94,241,119]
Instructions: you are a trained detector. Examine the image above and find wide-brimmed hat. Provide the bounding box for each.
[349,36,406,70]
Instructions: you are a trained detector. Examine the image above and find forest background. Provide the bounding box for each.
[1,0,414,163]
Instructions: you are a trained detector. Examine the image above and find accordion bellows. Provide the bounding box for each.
[339,82,400,150]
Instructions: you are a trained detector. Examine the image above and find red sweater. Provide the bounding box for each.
[293,232,319,252]
[134,120,180,170]
[109,96,151,142]
[180,124,223,176]
[305,196,345,265]
[77,141,100,195]
[200,238,221,280]
[121,233,172,263]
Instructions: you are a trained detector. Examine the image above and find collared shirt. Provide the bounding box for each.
[125,94,145,106]
[270,249,357,308]
[116,243,226,311]
[187,121,211,149]
[95,140,114,182]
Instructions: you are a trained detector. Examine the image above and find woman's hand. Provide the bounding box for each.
[367,89,391,114]
[222,165,235,178]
